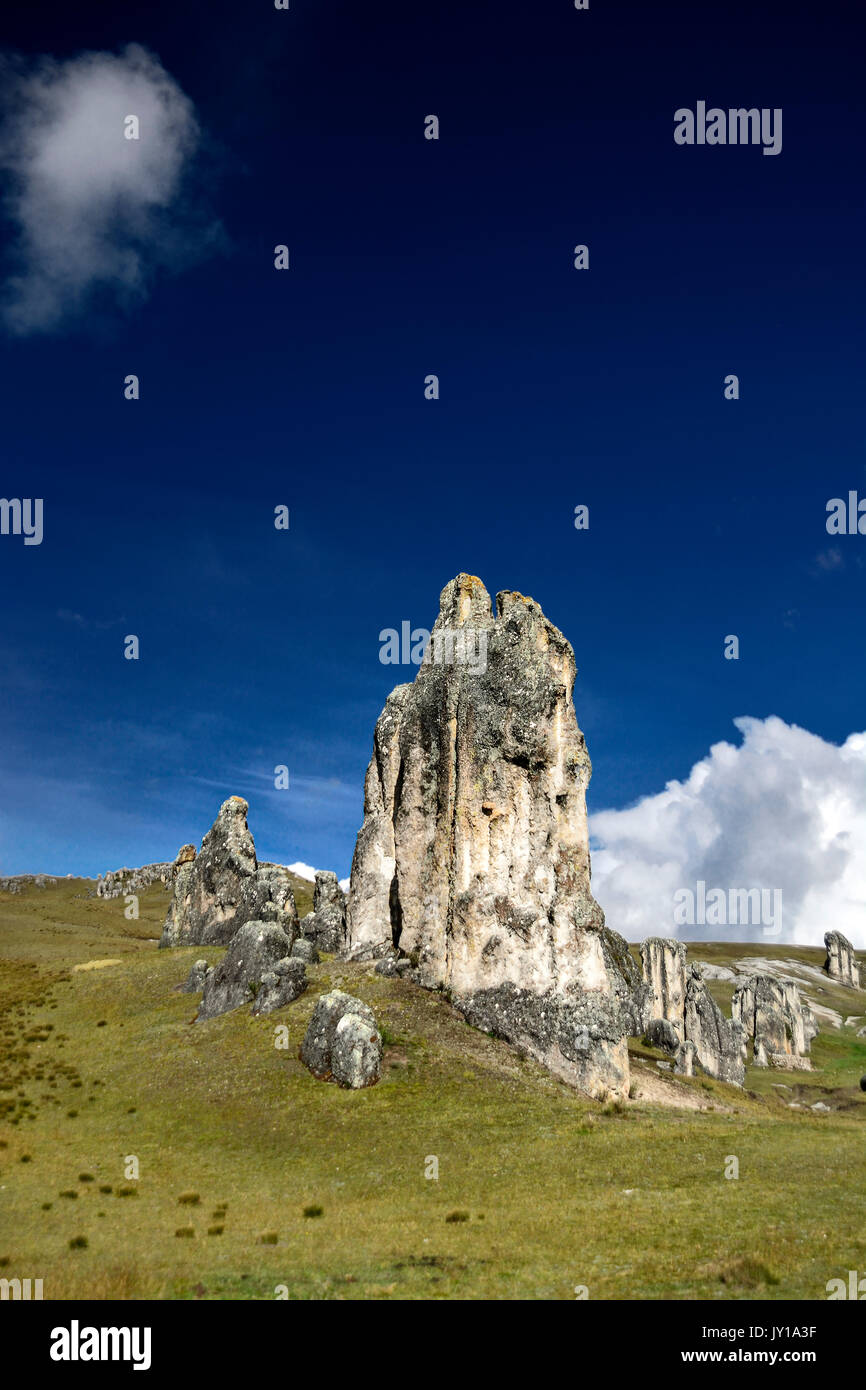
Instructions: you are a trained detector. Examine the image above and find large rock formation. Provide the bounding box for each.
[298,872,347,953]
[824,931,861,989]
[640,938,745,1085]
[159,798,298,949]
[683,967,745,1086]
[196,919,303,1022]
[345,573,639,1099]
[732,974,817,1069]
[640,938,688,1040]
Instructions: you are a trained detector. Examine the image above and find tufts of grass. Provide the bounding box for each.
[302,1205,323,1219]
[68,1235,88,1250]
[177,1192,200,1206]
[175,1226,195,1239]
[445,1210,469,1224]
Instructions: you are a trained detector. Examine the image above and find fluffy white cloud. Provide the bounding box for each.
[590,716,866,948]
[0,43,216,333]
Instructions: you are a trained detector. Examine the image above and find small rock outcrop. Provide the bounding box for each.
[180,959,210,994]
[159,798,298,949]
[639,938,744,1086]
[345,573,638,1100]
[299,872,346,953]
[300,990,381,1088]
[96,863,173,899]
[732,975,817,1069]
[824,931,861,989]
[196,920,299,1021]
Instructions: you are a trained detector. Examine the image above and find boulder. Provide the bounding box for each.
[732,974,817,1068]
[196,920,293,1021]
[824,931,861,989]
[159,798,298,949]
[331,1013,382,1089]
[644,1018,681,1054]
[300,990,377,1083]
[297,872,346,953]
[345,574,638,1100]
[180,959,210,994]
[175,844,197,867]
[250,958,307,1016]
[291,937,320,964]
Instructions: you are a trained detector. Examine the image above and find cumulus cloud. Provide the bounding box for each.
[0,43,218,333]
[590,716,866,947]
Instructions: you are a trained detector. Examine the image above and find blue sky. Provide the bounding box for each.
[0,0,864,942]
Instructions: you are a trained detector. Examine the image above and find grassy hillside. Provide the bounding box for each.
[1,880,865,1300]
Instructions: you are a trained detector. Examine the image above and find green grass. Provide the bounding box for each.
[0,878,864,1300]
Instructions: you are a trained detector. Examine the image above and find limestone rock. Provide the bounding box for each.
[683,966,745,1086]
[196,920,292,1022]
[674,1039,697,1076]
[180,959,210,994]
[640,939,688,1042]
[330,1013,382,1089]
[824,931,861,989]
[159,798,298,949]
[639,938,744,1086]
[732,975,817,1068]
[250,958,307,1016]
[345,573,637,1100]
[300,990,376,1082]
[175,844,197,867]
[299,872,346,953]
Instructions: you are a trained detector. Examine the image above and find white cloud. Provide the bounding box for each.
[0,43,217,333]
[590,716,866,948]
[286,863,350,894]
[286,862,317,882]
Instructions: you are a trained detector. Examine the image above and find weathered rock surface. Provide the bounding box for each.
[159,798,298,949]
[331,1014,382,1088]
[640,938,688,1041]
[196,920,293,1021]
[300,990,379,1086]
[644,1018,681,1054]
[640,938,744,1086]
[250,958,307,1016]
[345,573,638,1100]
[824,931,861,989]
[683,967,745,1086]
[299,872,346,953]
[180,959,210,994]
[290,938,320,964]
[732,974,817,1068]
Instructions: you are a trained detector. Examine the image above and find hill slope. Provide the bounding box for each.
[1,879,864,1300]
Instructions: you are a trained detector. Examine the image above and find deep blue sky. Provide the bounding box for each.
[1,0,863,878]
